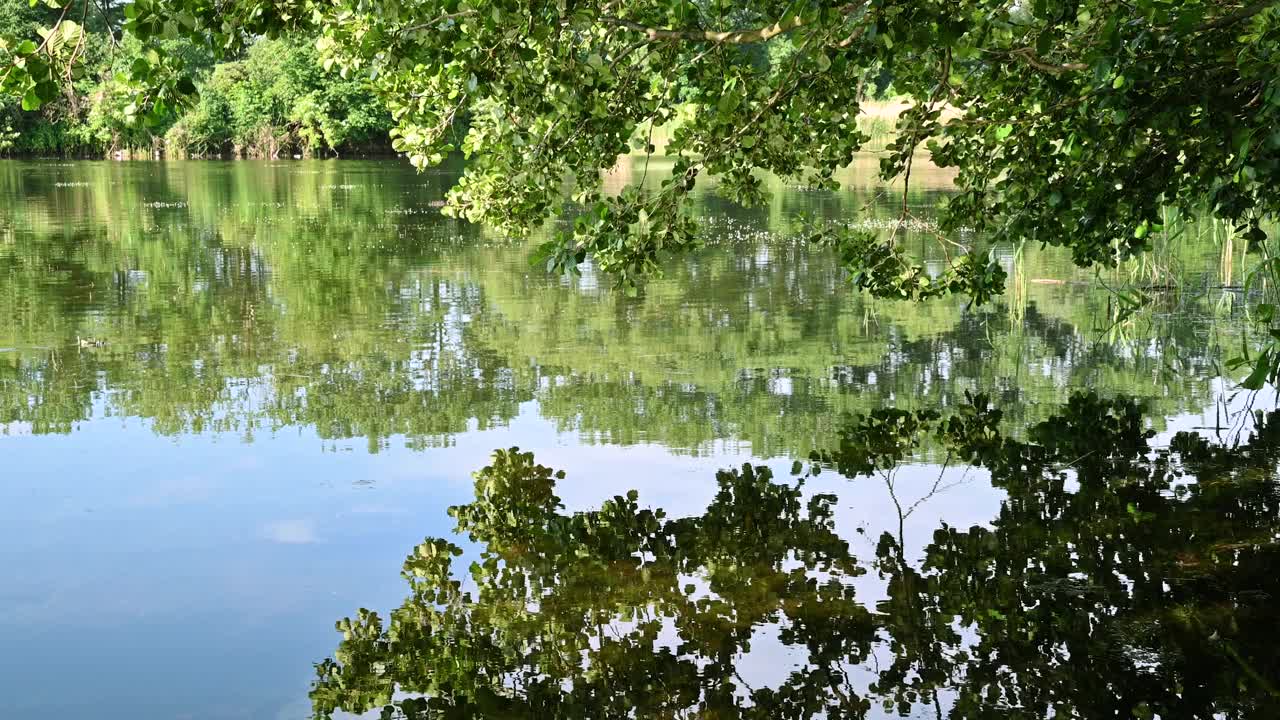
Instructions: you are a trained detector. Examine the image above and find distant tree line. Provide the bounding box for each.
[0,3,393,158]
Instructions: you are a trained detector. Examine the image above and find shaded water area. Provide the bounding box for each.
[0,160,1275,718]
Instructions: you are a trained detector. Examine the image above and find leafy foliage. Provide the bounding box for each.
[165,36,391,157]
[0,2,390,156]
[814,227,1008,302]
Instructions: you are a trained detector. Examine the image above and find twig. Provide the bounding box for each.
[1011,47,1088,74]
[1198,0,1274,31]
[400,10,478,35]
[597,3,866,45]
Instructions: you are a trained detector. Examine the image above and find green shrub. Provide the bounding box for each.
[165,36,392,158]
[0,26,390,158]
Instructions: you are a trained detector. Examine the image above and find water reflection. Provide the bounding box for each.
[312,394,1280,719]
[0,160,1250,455]
[0,159,1272,718]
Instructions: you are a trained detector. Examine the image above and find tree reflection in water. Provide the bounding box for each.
[311,393,1280,719]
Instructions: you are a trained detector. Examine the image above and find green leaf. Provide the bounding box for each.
[1241,351,1272,390]
[21,87,41,111]
[34,81,57,102]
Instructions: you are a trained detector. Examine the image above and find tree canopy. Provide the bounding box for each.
[3,0,1278,298]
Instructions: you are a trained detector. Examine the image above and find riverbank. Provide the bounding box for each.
[4,99,924,162]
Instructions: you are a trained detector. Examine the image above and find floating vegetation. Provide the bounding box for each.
[384,207,441,215]
[839,216,942,233]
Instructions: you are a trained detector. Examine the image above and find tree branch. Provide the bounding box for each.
[598,3,865,45]
[1198,0,1275,32]
[1012,47,1088,74]
[400,10,478,36]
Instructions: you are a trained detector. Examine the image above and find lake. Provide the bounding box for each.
[1,159,1276,719]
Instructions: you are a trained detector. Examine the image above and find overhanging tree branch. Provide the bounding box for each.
[1198,0,1275,31]
[400,10,479,36]
[598,13,806,43]
[597,3,865,44]
[1012,47,1088,74]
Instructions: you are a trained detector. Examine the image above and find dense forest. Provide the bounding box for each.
[0,3,392,158]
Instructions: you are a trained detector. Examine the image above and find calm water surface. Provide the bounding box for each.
[1,160,1274,718]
